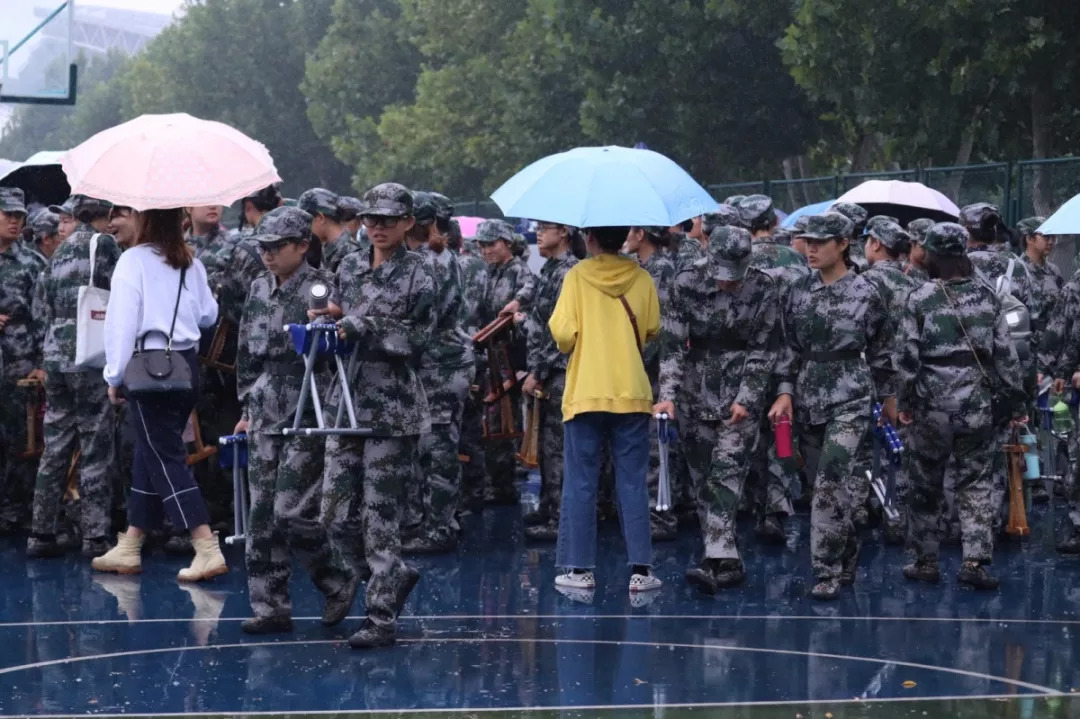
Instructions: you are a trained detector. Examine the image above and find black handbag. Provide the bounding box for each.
[123,267,193,396]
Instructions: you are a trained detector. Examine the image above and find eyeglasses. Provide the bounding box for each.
[361,215,405,229]
[256,239,298,255]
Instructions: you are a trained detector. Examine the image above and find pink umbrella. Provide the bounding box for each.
[455,215,485,238]
[835,180,959,225]
[61,113,281,211]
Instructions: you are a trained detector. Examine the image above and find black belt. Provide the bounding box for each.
[923,353,987,368]
[689,336,748,353]
[802,350,862,362]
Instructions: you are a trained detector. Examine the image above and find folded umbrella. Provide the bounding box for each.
[61,113,280,211]
[835,180,959,226]
[1037,194,1080,236]
[491,145,716,227]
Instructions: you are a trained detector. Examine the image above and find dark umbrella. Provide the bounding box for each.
[0,151,70,207]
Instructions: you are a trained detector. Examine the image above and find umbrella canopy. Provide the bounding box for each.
[0,150,70,207]
[61,113,280,211]
[1037,195,1080,236]
[781,199,835,229]
[835,180,959,225]
[491,145,716,227]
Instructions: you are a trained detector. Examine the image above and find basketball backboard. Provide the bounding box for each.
[0,1,77,105]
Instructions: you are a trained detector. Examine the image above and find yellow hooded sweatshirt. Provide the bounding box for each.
[548,253,660,421]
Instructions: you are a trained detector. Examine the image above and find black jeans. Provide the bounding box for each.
[126,349,210,531]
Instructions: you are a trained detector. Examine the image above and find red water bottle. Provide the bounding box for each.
[775,416,793,458]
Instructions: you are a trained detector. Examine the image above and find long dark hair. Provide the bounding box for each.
[925,252,973,280]
[136,208,193,270]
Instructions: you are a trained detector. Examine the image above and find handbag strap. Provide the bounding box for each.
[88,233,100,288]
[165,266,187,352]
[618,295,643,356]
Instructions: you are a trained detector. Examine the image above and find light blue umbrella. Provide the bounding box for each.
[1038,194,1080,235]
[781,199,836,228]
[490,145,717,227]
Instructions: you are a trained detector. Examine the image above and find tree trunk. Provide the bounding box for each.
[782,156,798,210]
[945,126,975,203]
[852,133,878,173]
[796,154,811,207]
[1030,87,1052,217]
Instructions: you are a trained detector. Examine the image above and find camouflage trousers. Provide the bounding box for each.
[748,417,796,518]
[246,432,353,619]
[537,371,567,521]
[681,414,760,561]
[31,370,114,541]
[798,413,869,580]
[321,435,417,629]
[905,407,995,563]
[459,390,486,507]
[406,364,471,543]
[484,392,522,503]
[0,362,39,525]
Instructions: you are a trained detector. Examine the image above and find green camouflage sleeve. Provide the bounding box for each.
[733,276,779,411]
[339,262,437,357]
[865,284,897,398]
[992,308,1027,418]
[657,273,690,403]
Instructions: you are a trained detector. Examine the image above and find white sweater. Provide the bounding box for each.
[103,245,219,387]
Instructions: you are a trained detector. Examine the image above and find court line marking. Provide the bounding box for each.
[0,695,1068,719]
[2,613,1080,628]
[0,636,1062,696]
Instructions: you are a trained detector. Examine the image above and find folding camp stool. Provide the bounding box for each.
[218,433,249,545]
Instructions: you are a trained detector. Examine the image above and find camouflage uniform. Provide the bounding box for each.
[674,232,706,274]
[320,184,434,636]
[476,220,535,503]
[775,213,894,584]
[898,223,1026,567]
[659,227,778,568]
[30,200,121,545]
[1017,215,1061,351]
[523,248,579,534]
[299,188,362,276]
[236,208,354,620]
[830,202,869,270]
[456,247,490,508]
[1044,270,1080,541]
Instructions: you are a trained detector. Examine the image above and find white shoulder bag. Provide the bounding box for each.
[74,233,109,369]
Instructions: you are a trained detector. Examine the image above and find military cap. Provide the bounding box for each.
[0,187,26,215]
[829,202,868,236]
[337,196,363,222]
[31,210,59,238]
[867,219,910,250]
[71,194,113,218]
[866,215,898,234]
[48,196,76,216]
[907,218,934,245]
[475,219,516,245]
[361,182,413,218]
[792,215,811,233]
[923,222,969,257]
[430,192,454,223]
[297,187,340,218]
[737,194,775,227]
[1016,216,1046,237]
[772,228,793,246]
[282,198,298,208]
[958,202,1001,230]
[723,194,746,206]
[252,206,313,244]
[411,191,437,226]
[708,226,753,281]
[795,212,853,241]
[702,204,744,236]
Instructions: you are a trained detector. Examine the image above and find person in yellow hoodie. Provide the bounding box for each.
[548,225,662,595]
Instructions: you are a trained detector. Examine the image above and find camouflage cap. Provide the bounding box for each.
[923,222,969,257]
[475,219,516,244]
[723,194,746,206]
[708,226,753,281]
[297,188,340,218]
[737,194,775,227]
[337,196,363,222]
[958,202,1001,230]
[411,191,437,226]
[829,202,868,236]
[361,182,413,218]
[430,192,454,222]
[796,212,854,242]
[48,196,76,216]
[906,218,935,245]
[792,215,811,233]
[866,215,899,234]
[0,187,26,214]
[1016,216,1046,237]
[772,229,793,246]
[867,219,910,250]
[252,206,313,244]
[71,194,113,218]
[702,204,743,235]
[31,210,59,238]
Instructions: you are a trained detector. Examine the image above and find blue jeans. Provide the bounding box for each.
[556,412,653,569]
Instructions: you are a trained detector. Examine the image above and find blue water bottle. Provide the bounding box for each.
[1021,429,1040,480]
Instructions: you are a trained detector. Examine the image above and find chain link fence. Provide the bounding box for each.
[706,181,767,202]
[921,163,1011,215]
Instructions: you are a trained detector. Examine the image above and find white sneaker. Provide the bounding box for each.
[555,570,596,589]
[629,572,662,593]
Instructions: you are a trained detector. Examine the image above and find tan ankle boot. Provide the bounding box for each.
[177,536,228,583]
[91,532,143,575]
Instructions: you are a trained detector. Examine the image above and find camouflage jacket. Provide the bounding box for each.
[639,250,675,374]
[416,245,473,370]
[659,266,779,421]
[749,237,810,289]
[904,262,929,283]
[481,256,534,324]
[187,226,233,274]
[40,225,121,373]
[457,252,489,335]
[237,262,337,433]
[861,259,921,337]
[674,234,706,274]
[335,243,435,437]
[967,244,1038,318]
[1042,269,1080,379]
[0,241,46,373]
[323,229,363,276]
[899,278,1025,417]
[213,236,267,327]
[776,270,895,425]
[526,251,578,382]
[1020,254,1063,347]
